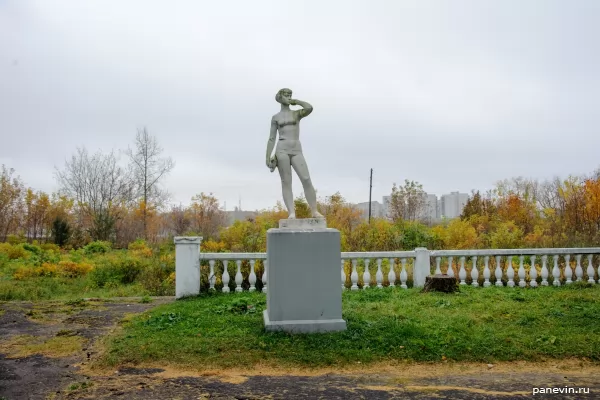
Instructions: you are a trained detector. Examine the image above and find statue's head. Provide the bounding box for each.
[275,88,292,104]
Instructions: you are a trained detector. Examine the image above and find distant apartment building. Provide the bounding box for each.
[439,192,469,219]
[420,193,439,222]
[225,208,257,226]
[381,191,468,221]
[382,196,391,219]
[354,201,383,220]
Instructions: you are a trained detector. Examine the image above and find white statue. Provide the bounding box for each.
[266,88,324,219]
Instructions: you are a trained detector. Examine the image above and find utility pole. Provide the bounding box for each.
[368,168,373,224]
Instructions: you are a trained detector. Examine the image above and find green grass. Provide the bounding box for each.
[0,277,149,301]
[97,283,600,369]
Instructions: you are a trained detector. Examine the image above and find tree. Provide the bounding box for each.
[169,204,192,236]
[189,193,227,240]
[51,216,71,247]
[0,165,25,242]
[55,147,134,241]
[388,180,426,222]
[125,127,174,239]
[24,189,51,242]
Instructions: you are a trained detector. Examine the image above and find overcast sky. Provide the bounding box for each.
[1,1,599,211]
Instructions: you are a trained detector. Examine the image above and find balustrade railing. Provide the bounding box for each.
[174,237,600,298]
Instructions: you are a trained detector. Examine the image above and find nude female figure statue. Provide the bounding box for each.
[266,88,324,219]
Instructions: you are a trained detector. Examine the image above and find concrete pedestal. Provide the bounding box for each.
[263,219,346,333]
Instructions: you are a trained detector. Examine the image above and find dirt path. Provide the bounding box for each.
[1,299,599,399]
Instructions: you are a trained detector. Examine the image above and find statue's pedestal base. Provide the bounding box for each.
[263,222,346,333]
[278,218,326,229]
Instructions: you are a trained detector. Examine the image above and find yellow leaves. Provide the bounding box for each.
[440,219,480,250]
[201,239,227,253]
[12,261,93,280]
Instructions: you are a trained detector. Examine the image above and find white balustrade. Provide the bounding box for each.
[172,243,600,298]
[552,255,560,286]
[249,260,257,292]
[575,255,583,282]
[222,259,230,293]
[363,258,371,289]
[235,260,243,292]
[541,255,549,286]
[208,260,216,291]
[518,256,526,288]
[564,254,572,284]
[471,256,479,287]
[388,258,396,287]
[506,258,515,287]
[529,255,537,288]
[351,259,359,290]
[400,258,408,289]
[483,256,491,287]
[458,256,466,285]
[495,255,503,287]
[587,255,595,284]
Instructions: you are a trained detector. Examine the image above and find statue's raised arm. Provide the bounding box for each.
[291,99,313,120]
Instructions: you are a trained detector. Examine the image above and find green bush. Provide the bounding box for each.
[22,243,42,255]
[89,255,146,288]
[138,259,175,296]
[84,241,112,256]
[40,243,60,252]
[0,243,28,260]
[6,234,27,245]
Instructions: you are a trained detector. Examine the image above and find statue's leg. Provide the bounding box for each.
[291,154,323,218]
[276,153,295,218]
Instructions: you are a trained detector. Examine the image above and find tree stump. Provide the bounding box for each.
[422,274,459,293]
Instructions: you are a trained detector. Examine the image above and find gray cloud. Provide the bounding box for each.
[1,0,599,210]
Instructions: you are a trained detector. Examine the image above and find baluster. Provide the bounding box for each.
[341,259,346,290]
[495,255,503,286]
[235,260,243,292]
[387,258,396,287]
[471,256,479,287]
[483,256,491,287]
[564,254,572,284]
[541,255,549,286]
[209,260,216,291]
[351,259,359,290]
[506,257,515,287]
[222,260,230,293]
[447,256,454,277]
[249,260,257,291]
[458,256,466,285]
[376,259,383,288]
[262,260,268,293]
[363,259,371,289]
[529,255,538,288]
[575,255,583,282]
[552,255,560,286]
[400,258,408,289]
[518,256,526,288]
[587,254,595,284]
[435,257,442,274]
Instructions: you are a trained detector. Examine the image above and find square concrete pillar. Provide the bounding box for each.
[263,219,346,333]
[174,236,202,299]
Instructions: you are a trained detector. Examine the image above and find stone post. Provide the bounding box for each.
[413,247,431,287]
[174,236,202,299]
